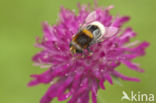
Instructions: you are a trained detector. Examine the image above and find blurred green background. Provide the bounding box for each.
[0,0,155,103]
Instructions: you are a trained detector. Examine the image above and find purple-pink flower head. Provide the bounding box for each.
[28,3,149,103]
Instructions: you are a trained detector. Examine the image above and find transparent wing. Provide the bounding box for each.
[81,11,97,28]
[99,26,118,42]
[105,26,118,37]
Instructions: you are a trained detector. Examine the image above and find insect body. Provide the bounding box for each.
[70,21,105,53]
[70,11,118,54]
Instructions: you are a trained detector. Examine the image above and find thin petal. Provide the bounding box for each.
[91,80,98,103]
[42,22,57,41]
[40,82,62,103]
[99,79,106,89]
[121,60,144,72]
[104,72,113,85]
[113,16,130,27]
[28,70,53,86]
[77,91,89,103]
[112,71,140,82]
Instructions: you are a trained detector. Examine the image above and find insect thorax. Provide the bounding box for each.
[70,24,102,54]
[87,25,102,40]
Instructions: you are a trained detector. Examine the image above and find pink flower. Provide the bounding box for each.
[28,2,149,103]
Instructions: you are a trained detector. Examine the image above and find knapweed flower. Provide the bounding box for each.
[28,2,149,103]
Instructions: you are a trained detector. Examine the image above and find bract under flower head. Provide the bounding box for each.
[28,2,149,103]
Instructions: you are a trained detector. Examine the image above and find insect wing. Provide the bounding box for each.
[99,26,118,42]
[81,11,97,28]
[104,26,118,38]
[85,11,97,24]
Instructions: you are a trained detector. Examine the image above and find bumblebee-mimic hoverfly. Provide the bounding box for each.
[70,11,118,54]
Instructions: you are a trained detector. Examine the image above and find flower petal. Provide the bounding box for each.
[112,71,140,82]
[113,16,130,27]
[121,60,144,72]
